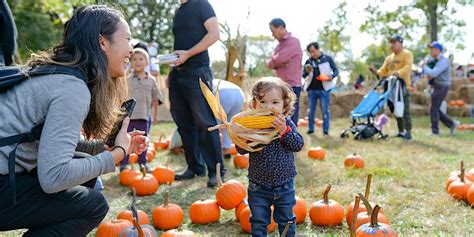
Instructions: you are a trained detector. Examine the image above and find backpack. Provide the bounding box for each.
[0,64,87,205]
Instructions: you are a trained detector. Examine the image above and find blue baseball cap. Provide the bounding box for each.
[389,35,404,44]
[428,41,443,51]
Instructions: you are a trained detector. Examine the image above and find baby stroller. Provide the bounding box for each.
[340,76,398,140]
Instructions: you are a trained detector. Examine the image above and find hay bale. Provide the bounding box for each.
[450,78,466,92]
[330,104,347,118]
[458,85,474,104]
[410,104,429,116]
[446,91,458,101]
[447,106,472,117]
[411,92,430,106]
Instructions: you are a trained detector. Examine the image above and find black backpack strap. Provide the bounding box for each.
[28,65,87,83]
[0,123,44,205]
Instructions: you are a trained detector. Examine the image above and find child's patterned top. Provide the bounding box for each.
[237,118,304,188]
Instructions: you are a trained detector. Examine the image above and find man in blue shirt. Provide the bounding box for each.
[169,0,224,188]
[302,42,339,136]
[423,41,459,135]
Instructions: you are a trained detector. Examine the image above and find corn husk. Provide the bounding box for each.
[199,80,278,152]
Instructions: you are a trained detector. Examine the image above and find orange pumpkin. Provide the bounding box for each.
[189,199,220,224]
[355,205,397,237]
[146,150,156,162]
[239,206,277,233]
[229,144,238,156]
[129,153,138,164]
[152,189,184,230]
[96,219,133,237]
[298,118,309,127]
[130,168,159,196]
[456,99,465,107]
[233,154,249,169]
[309,185,344,226]
[344,153,365,169]
[467,184,474,206]
[448,100,457,107]
[152,157,175,185]
[447,164,472,201]
[293,196,307,224]
[315,119,323,128]
[235,201,248,221]
[119,168,142,187]
[317,74,330,81]
[117,209,150,225]
[354,194,390,229]
[215,163,246,210]
[161,229,197,237]
[154,135,170,150]
[446,160,472,190]
[308,147,325,160]
[346,175,383,227]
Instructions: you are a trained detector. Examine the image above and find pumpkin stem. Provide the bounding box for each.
[281,221,293,237]
[323,184,331,204]
[350,195,361,237]
[365,174,372,201]
[164,187,169,207]
[139,164,146,178]
[165,154,171,169]
[460,160,465,182]
[369,205,381,228]
[159,134,166,143]
[216,163,223,187]
[358,193,373,215]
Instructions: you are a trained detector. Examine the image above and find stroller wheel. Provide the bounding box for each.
[340,130,349,139]
[354,132,363,140]
[378,134,389,140]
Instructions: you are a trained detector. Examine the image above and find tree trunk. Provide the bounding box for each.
[429,4,438,42]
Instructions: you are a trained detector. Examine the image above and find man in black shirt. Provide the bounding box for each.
[302,42,339,136]
[169,0,224,187]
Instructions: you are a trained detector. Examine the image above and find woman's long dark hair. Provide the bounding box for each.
[28,5,128,139]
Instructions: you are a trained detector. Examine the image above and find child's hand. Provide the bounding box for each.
[272,115,287,135]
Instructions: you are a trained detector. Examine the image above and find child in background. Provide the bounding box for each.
[236,77,304,237]
[120,48,159,172]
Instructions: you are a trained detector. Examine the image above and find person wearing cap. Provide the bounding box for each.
[268,18,303,125]
[422,41,459,135]
[369,35,414,140]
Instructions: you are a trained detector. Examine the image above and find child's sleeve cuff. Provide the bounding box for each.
[279,126,292,141]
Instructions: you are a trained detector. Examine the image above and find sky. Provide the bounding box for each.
[207,0,474,65]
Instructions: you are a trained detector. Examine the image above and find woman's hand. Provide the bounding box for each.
[111,117,146,164]
[129,130,147,155]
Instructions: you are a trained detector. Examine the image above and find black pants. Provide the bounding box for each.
[169,66,225,177]
[430,83,454,134]
[0,161,108,236]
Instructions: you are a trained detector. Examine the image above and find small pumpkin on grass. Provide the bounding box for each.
[293,196,307,224]
[117,210,149,225]
[146,149,156,162]
[154,135,170,150]
[119,166,142,187]
[215,163,246,210]
[447,160,472,201]
[239,206,277,233]
[355,205,397,237]
[130,165,159,196]
[118,188,158,237]
[152,188,184,230]
[229,144,238,155]
[189,199,220,224]
[233,154,249,169]
[467,184,474,206]
[235,200,248,221]
[96,219,133,237]
[309,184,344,226]
[129,153,139,164]
[161,229,197,237]
[151,156,175,184]
[354,194,390,229]
[346,174,383,228]
[308,147,325,160]
[344,153,365,169]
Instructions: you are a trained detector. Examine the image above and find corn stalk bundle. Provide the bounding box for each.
[199,80,278,152]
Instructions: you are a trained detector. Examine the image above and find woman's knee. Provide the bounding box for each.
[69,186,109,222]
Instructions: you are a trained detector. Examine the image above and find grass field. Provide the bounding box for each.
[3,116,473,237]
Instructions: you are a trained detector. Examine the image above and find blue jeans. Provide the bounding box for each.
[291,87,301,126]
[248,180,296,237]
[169,66,224,177]
[307,90,330,134]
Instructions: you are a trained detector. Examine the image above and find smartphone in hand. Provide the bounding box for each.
[105,98,136,147]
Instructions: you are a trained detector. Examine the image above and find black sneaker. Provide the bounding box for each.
[207,174,224,188]
[224,154,232,159]
[404,132,412,141]
[175,169,197,181]
[393,132,405,138]
[307,130,315,135]
[143,164,153,173]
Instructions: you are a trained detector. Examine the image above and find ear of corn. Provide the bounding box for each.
[234,116,275,129]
